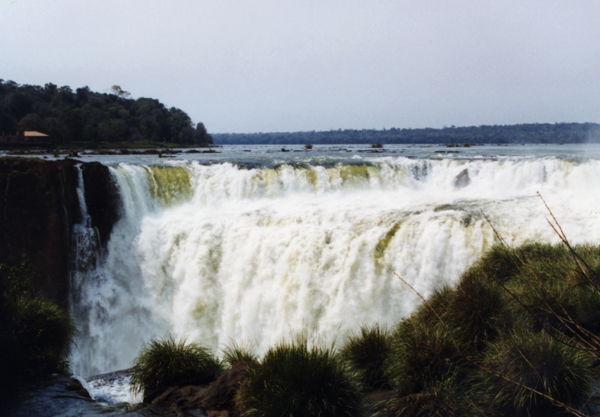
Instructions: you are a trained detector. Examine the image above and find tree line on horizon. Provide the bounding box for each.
[213,122,600,145]
[0,80,213,146]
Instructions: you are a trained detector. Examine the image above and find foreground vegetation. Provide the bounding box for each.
[131,236,600,416]
[0,258,76,409]
[130,335,223,398]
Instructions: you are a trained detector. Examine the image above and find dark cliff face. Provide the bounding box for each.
[81,162,121,246]
[0,158,120,306]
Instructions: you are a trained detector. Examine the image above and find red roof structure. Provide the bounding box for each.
[0,131,52,146]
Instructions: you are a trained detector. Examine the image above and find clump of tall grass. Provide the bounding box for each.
[0,258,76,410]
[444,268,506,350]
[385,371,480,417]
[386,320,463,396]
[0,259,75,376]
[130,336,223,398]
[234,338,363,417]
[220,341,257,367]
[475,329,594,417]
[383,237,600,417]
[339,324,392,391]
[10,296,75,375]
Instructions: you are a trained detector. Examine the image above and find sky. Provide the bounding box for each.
[1,1,600,133]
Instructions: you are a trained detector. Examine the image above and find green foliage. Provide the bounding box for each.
[477,331,594,417]
[9,296,75,375]
[444,268,507,350]
[0,79,212,146]
[386,321,462,396]
[221,341,257,367]
[235,339,363,417]
[130,336,223,396]
[0,255,35,297]
[383,242,600,416]
[0,257,75,406]
[386,372,480,417]
[474,243,600,337]
[339,324,392,391]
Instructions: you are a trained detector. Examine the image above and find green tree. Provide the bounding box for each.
[17,113,46,132]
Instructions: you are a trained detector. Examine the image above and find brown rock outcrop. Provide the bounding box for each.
[150,361,251,415]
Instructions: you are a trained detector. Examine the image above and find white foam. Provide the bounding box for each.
[69,156,600,376]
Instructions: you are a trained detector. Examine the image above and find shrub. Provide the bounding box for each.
[386,321,462,396]
[339,324,392,391]
[0,260,75,376]
[474,243,600,340]
[444,268,506,350]
[386,371,480,417]
[221,341,257,367]
[10,296,75,375]
[130,336,224,397]
[408,285,453,327]
[476,330,594,417]
[234,339,362,417]
[0,258,76,410]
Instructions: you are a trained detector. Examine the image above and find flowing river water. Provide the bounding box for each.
[63,143,600,403]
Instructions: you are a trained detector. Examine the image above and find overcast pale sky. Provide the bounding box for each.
[1,1,599,133]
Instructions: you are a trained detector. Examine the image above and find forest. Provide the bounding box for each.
[0,80,213,146]
[213,123,600,145]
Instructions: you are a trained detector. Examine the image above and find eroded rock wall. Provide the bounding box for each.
[0,158,120,306]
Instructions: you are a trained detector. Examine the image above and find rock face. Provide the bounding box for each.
[151,361,251,415]
[0,158,80,306]
[0,157,120,306]
[5,375,94,417]
[453,168,471,188]
[80,162,121,246]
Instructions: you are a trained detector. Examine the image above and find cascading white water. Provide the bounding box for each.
[69,154,600,377]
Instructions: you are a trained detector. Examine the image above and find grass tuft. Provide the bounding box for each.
[339,324,392,391]
[477,330,594,417]
[234,338,363,417]
[386,371,481,417]
[386,320,462,396]
[130,335,223,397]
[0,258,76,410]
[444,268,506,350]
[10,296,75,375]
[220,341,257,367]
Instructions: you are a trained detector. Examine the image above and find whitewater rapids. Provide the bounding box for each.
[69,150,600,377]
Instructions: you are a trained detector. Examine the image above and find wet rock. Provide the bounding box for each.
[453,168,471,188]
[0,158,80,306]
[65,377,92,399]
[5,375,95,417]
[0,158,122,305]
[81,162,121,247]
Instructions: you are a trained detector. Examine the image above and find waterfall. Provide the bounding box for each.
[69,156,600,377]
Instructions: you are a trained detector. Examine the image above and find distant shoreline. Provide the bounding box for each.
[213,122,600,145]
